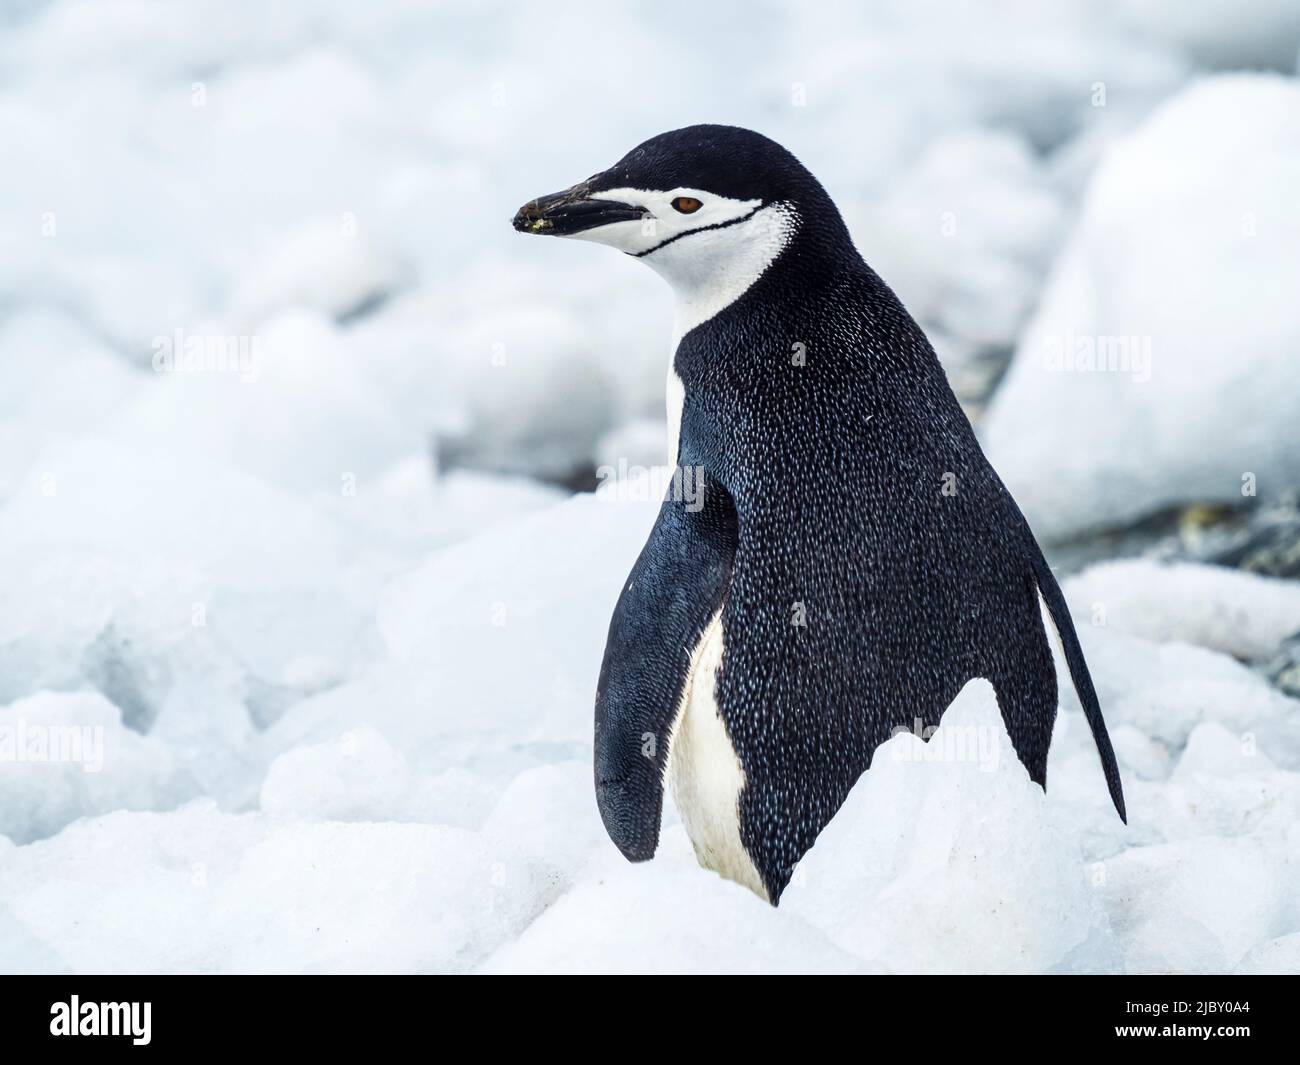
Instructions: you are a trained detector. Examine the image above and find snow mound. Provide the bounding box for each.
[0,436,373,794]
[1078,628,1300,767]
[982,75,1300,539]
[482,827,872,975]
[1234,932,1300,974]
[370,491,657,747]
[0,691,186,845]
[228,219,409,324]
[2,0,1298,976]
[259,727,495,829]
[1101,837,1294,973]
[2,482,1299,973]
[1064,559,1300,662]
[1114,0,1300,72]
[784,680,1113,973]
[481,762,609,885]
[0,310,140,501]
[129,309,416,496]
[0,803,559,974]
[861,127,1067,352]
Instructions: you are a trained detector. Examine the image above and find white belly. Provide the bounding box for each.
[667,608,769,901]
[665,366,685,467]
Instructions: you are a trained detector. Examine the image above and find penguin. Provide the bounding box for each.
[512,125,1126,904]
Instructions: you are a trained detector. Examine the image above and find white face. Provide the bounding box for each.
[568,186,798,337]
[573,186,761,255]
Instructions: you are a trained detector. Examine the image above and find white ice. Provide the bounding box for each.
[2,0,1299,974]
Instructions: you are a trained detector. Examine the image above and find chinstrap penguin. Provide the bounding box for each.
[512,125,1126,904]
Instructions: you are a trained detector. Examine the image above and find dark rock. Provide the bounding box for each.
[1264,631,1300,699]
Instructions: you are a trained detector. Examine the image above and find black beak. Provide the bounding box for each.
[512,183,647,236]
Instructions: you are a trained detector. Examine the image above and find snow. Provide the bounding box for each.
[1076,629,1300,766]
[1235,932,1300,975]
[2,0,1299,975]
[227,219,410,326]
[0,692,184,845]
[259,727,496,829]
[1064,560,1300,663]
[1110,0,1300,72]
[782,681,1115,974]
[0,805,558,974]
[859,128,1068,355]
[1101,838,1295,975]
[982,74,1300,541]
[482,836,874,975]
[4,478,1299,971]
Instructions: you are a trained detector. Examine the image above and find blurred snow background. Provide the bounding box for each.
[1,0,1299,974]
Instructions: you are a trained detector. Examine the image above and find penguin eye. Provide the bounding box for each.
[671,196,703,214]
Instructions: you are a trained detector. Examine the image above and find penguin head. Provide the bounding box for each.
[513,125,844,301]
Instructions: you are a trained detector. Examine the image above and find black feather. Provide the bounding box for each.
[587,125,1126,904]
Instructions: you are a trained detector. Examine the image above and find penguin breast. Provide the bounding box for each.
[667,607,769,901]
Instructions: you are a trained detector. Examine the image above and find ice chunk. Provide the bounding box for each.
[983,76,1300,539]
[0,691,188,844]
[1234,932,1300,974]
[0,902,69,975]
[228,219,409,324]
[1110,724,1172,782]
[1113,0,1300,71]
[784,680,1114,973]
[259,727,495,829]
[861,128,1066,351]
[1101,838,1290,973]
[127,309,416,496]
[1174,721,1277,780]
[1078,628,1300,766]
[0,803,559,973]
[482,826,871,974]
[373,490,658,747]
[482,762,607,885]
[0,310,141,501]
[1065,560,1300,663]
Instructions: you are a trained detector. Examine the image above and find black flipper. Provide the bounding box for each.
[987,571,1059,792]
[593,468,737,860]
[1021,532,1128,823]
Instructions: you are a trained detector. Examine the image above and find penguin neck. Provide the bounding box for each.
[653,199,857,466]
[643,201,801,347]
